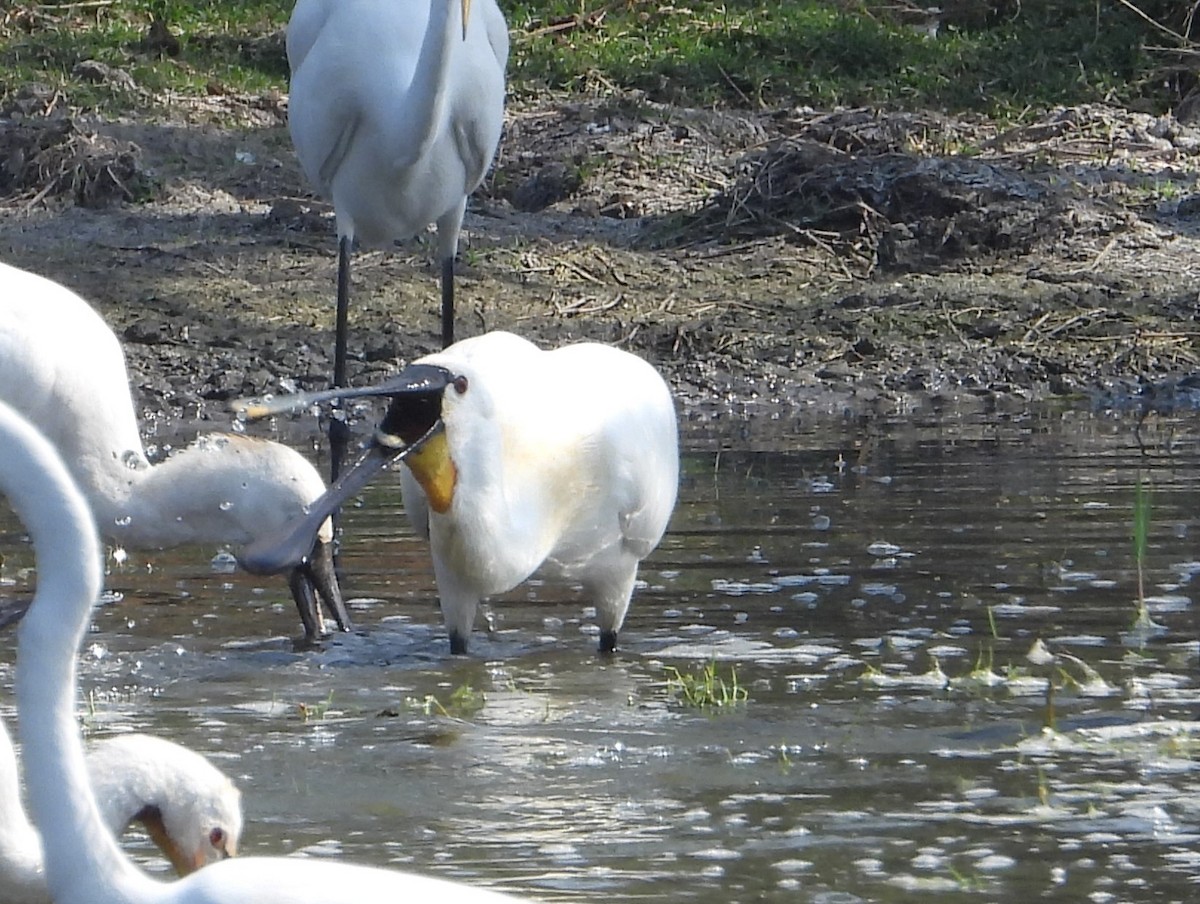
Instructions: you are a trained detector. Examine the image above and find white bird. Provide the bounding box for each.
[286,0,509,476]
[0,715,242,904]
[239,331,680,655]
[0,260,349,641]
[0,404,530,904]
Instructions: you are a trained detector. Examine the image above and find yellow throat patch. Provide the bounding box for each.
[404,429,456,513]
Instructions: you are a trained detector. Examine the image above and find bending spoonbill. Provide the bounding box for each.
[0,718,242,903]
[0,404,532,904]
[0,260,349,641]
[238,331,680,655]
[286,0,509,478]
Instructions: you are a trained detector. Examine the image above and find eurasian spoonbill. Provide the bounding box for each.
[0,260,348,641]
[239,331,680,654]
[0,716,241,904]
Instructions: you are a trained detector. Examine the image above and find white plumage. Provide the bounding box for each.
[0,716,241,904]
[397,333,680,653]
[0,260,348,640]
[0,401,530,904]
[238,332,680,655]
[287,0,509,382]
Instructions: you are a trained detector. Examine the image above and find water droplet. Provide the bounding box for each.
[114,515,132,527]
[867,540,901,556]
[210,551,238,574]
[111,546,128,565]
[218,501,234,511]
[230,418,246,434]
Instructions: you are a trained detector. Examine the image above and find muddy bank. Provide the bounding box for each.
[1,92,1199,434]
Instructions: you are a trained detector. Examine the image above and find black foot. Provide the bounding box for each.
[598,630,618,655]
[449,632,469,655]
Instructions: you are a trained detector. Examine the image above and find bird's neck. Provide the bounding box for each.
[88,435,301,551]
[394,0,463,167]
[87,753,161,836]
[5,410,157,903]
[0,718,44,901]
[100,442,243,548]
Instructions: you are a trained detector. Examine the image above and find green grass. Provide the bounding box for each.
[407,682,487,719]
[0,2,1190,118]
[506,1,1183,113]
[296,689,335,722]
[665,660,749,709]
[0,0,287,114]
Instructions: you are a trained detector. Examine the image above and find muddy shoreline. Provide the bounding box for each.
[2,93,1199,434]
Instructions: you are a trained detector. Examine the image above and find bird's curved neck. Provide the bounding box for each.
[396,0,463,167]
[3,407,157,903]
[0,717,43,901]
[101,447,230,548]
[89,437,265,550]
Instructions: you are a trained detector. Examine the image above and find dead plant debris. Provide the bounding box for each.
[0,116,154,209]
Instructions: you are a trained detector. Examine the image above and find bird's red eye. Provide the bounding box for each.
[453,375,468,394]
[209,827,225,850]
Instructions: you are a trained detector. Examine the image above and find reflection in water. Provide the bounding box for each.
[0,406,1197,902]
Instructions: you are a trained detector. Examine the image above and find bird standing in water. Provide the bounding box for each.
[0,260,349,641]
[239,332,680,655]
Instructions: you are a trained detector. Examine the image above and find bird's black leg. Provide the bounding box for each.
[440,255,454,349]
[330,235,353,484]
[327,234,355,578]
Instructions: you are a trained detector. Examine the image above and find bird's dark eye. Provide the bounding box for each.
[453,375,468,395]
[209,827,225,850]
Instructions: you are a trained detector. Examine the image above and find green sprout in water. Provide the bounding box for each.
[664,660,748,709]
[1132,474,1150,615]
[1129,474,1167,639]
[296,690,334,723]
[408,683,486,719]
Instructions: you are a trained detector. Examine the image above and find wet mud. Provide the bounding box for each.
[1,91,1198,429]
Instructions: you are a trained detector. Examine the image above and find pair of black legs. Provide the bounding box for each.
[321,238,456,634]
[329,236,455,483]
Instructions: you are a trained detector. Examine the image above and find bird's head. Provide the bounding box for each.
[180,435,353,642]
[88,732,243,877]
[136,797,240,876]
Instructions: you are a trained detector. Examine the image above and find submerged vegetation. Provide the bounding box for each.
[0,2,1196,117]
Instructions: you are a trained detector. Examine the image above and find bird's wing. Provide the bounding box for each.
[613,434,676,560]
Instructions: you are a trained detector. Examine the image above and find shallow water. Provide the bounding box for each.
[1,405,1198,903]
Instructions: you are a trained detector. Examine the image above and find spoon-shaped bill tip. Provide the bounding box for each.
[232,364,455,422]
[238,421,444,577]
